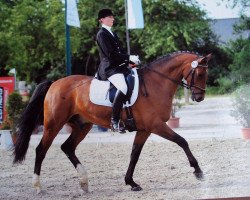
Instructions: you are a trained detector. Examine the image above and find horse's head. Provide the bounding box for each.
[183,53,212,102]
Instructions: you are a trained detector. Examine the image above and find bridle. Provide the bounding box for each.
[184,60,208,95]
[141,59,208,95]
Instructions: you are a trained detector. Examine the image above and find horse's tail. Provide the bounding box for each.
[13,80,53,164]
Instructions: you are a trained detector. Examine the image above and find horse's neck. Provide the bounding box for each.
[141,62,183,119]
[153,61,183,94]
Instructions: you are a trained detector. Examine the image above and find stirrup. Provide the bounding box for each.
[118,121,126,134]
[111,120,126,133]
[110,121,119,132]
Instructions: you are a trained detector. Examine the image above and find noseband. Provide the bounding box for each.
[143,60,208,94]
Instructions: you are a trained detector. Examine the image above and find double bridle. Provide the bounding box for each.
[140,59,208,95]
[183,61,208,95]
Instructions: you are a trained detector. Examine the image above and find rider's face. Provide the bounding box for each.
[100,16,114,27]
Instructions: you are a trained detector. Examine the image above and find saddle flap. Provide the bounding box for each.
[89,68,139,107]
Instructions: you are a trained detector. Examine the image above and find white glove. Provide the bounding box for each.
[129,55,140,65]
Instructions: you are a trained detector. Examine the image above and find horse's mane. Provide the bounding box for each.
[148,51,202,67]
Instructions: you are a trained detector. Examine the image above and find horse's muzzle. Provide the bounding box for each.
[191,93,204,102]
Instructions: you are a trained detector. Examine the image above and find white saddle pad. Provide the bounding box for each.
[89,68,139,107]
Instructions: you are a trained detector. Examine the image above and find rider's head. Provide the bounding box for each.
[98,9,115,27]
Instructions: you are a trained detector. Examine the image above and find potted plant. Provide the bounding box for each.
[231,84,250,140]
[5,92,26,144]
[0,114,14,149]
[168,88,182,128]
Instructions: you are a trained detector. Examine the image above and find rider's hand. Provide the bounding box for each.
[129,55,140,65]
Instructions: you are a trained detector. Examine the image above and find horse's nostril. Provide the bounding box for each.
[196,96,204,102]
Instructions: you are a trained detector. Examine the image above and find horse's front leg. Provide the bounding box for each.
[125,131,150,191]
[153,122,204,180]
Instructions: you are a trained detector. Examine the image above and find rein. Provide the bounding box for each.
[143,65,190,89]
[139,62,207,95]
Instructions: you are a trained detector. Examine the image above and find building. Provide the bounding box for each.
[210,18,250,44]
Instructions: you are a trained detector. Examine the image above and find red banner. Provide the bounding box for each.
[0,77,15,124]
[0,87,3,124]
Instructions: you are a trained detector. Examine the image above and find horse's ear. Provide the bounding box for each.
[205,53,212,61]
[198,53,212,63]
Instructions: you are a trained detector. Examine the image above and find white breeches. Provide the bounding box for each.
[108,73,128,95]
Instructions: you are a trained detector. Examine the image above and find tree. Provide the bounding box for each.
[5,0,69,82]
[221,0,249,13]
[127,0,229,87]
[226,38,250,85]
[0,1,13,76]
[220,0,250,87]
[129,0,214,61]
[0,0,226,87]
[221,0,250,32]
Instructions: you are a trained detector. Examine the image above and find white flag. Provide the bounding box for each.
[67,0,80,28]
[9,68,16,74]
[127,0,144,29]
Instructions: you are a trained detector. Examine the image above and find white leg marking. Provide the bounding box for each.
[76,164,89,192]
[32,174,42,194]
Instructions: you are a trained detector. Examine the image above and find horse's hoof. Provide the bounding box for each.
[194,171,204,181]
[36,187,42,194]
[32,174,42,194]
[131,185,142,191]
[77,164,89,192]
[119,129,126,134]
[80,182,89,193]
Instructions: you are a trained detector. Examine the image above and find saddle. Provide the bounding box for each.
[89,68,139,132]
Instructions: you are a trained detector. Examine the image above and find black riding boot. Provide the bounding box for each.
[111,90,126,132]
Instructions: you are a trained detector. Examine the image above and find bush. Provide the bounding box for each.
[0,120,11,130]
[206,86,220,95]
[227,38,250,85]
[216,76,234,94]
[6,92,26,132]
[231,84,250,128]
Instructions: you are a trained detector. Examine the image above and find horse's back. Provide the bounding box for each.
[47,75,92,95]
[52,75,92,88]
[44,75,93,120]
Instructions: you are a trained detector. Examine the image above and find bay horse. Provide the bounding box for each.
[13,51,211,193]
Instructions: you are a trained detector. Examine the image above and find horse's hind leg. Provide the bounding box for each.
[125,131,150,191]
[32,126,61,194]
[61,119,93,192]
[154,122,203,180]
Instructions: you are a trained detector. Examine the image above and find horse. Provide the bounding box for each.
[13,51,212,194]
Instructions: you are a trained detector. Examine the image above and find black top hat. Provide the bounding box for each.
[98,9,114,20]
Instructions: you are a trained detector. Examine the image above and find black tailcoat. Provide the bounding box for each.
[96,27,130,80]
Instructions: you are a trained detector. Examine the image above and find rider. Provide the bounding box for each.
[96,8,140,132]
